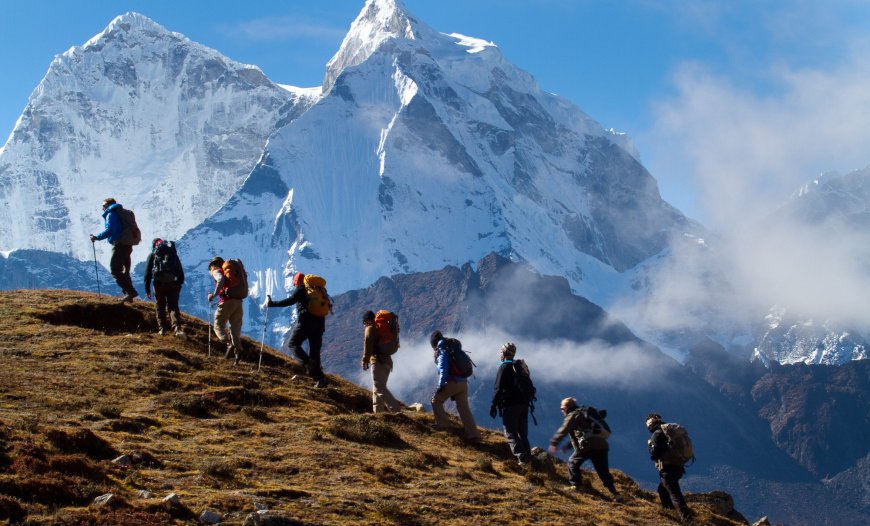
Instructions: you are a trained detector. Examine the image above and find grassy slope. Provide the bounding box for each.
[0,290,748,525]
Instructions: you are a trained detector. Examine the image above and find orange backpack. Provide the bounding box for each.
[374,310,400,355]
[221,259,248,299]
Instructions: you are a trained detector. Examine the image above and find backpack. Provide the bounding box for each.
[151,240,183,284]
[443,338,474,378]
[116,207,141,246]
[221,259,248,299]
[580,406,611,440]
[303,274,331,317]
[511,359,536,404]
[374,310,400,354]
[660,423,694,465]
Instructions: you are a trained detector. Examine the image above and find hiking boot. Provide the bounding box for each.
[174,330,187,340]
[313,378,329,388]
[158,328,166,336]
[122,291,139,302]
[233,355,240,366]
[224,345,234,359]
[613,494,624,503]
[563,484,580,492]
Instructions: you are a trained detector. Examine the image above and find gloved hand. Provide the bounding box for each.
[266,294,273,307]
[89,234,97,242]
[207,293,214,302]
[489,404,498,419]
[362,361,369,371]
[146,291,152,300]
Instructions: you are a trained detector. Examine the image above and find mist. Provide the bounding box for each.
[352,328,665,404]
[628,27,870,344]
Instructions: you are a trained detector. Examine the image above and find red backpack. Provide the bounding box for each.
[374,310,400,355]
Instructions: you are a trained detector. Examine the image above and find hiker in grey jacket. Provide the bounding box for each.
[548,397,621,501]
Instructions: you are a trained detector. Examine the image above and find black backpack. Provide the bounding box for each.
[511,359,537,404]
[152,240,183,284]
[444,338,475,378]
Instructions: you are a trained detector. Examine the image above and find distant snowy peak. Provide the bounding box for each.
[83,11,179,49]
[324,0,424,93]
[0,11,309,263]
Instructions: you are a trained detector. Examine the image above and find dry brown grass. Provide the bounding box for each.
[0,290,749,525]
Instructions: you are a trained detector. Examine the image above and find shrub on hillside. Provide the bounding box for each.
[326,415,404,447]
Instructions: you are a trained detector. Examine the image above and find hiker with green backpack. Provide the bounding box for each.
[207,256,248,365]
[361,310,403,413]
[489,342,534,465]
[548,397,622,501]
[430,330,480,443]
[89,197,140,302]
[144,238,186,339]
[267,272,332,388]
[646,413,694,523]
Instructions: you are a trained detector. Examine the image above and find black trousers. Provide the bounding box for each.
[658,464,690,518]
[154,282,182,331]
[501,403,531,462]
[110,243,137,295]
[288,318,325,381]
[568,447,617,494]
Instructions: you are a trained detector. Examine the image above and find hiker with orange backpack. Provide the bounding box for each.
[267,272,331,388]
[361,310,403,412]
[207,256,248,365]
[89,197,140,302]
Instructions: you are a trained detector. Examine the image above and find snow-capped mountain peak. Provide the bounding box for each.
[0,12,314,265]
[323,0,432,93]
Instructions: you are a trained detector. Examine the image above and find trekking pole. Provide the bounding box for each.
[207,297,213,358]
[257,295,270,372]
[91,240,101,297]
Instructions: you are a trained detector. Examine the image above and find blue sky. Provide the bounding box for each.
[2,0,870,225]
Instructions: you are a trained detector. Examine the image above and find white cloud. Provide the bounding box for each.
[221,16,346,43]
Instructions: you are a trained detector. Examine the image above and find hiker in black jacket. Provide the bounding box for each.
[490,342,533,464]
[646,413,692,523]
[143,238,186,338]
[267,272,328,388]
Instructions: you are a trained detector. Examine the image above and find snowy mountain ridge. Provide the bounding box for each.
[174,0,693,335]
[0,11,315,266]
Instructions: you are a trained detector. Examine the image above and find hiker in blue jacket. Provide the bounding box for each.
[430,330,480,443]
[89,198,139,302]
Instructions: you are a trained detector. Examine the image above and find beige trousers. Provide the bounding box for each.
[431,380,480,440]
[214,299,243,348]
[371,361,402,413]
